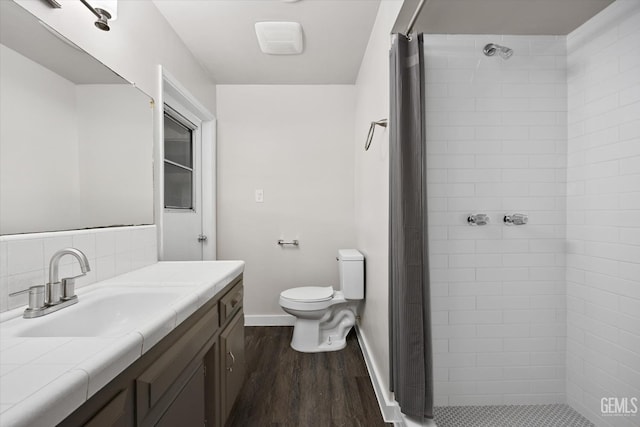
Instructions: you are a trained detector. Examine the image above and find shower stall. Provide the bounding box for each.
[389,1,640,426]
[424,30,570,407]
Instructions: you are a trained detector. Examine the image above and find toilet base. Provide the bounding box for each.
[289,308,356,353]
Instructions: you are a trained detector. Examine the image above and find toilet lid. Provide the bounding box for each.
[281,286,334,302]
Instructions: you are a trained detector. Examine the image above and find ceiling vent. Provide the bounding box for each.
[254,21,303,55]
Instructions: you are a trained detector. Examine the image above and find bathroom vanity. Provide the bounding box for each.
[59,276,244,427]
[0,261,246,427]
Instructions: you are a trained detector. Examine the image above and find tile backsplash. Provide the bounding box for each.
[0,225,157,313]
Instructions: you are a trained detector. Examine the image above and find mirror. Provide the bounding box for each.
[0,1,154,235]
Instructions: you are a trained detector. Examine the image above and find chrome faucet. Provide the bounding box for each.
[47,247,91,304]
[10,247,91,318]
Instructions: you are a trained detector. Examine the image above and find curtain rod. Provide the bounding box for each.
[403,0,427,38]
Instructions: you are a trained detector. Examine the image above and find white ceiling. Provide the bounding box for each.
[153,0,383,85]
[394,0,616,35]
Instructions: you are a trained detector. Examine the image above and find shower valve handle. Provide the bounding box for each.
[504,213,528,225]
[468,214,490,226]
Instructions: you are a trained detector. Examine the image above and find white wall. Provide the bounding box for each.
[0,44,81,234]
[566,1,640,425]
[216,85,356,319]
[353,0,403,409]
[424,34,568,406]
[76,85,154,228]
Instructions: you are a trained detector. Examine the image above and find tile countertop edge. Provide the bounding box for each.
[0,260,245,427]
[0,369,89,427]
[80,331,145,399]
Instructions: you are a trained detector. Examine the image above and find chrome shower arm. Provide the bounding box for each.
[80,0,102,19]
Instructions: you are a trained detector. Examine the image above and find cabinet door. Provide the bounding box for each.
[220,312,246,423]
[136,305,218,424]
[156,362,205,427]
[83,388,132,427]
[204,340,220,427]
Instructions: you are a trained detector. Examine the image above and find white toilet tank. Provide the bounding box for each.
[338,249,364,300]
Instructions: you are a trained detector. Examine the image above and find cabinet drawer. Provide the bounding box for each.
[220,284,243,324]
[136,305,218,424]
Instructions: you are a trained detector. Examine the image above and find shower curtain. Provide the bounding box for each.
[389,33,434,420]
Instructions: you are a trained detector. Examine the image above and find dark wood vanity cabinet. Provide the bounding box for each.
[218,282,246,423]
[58,277,245,427]
[220,311,245,422]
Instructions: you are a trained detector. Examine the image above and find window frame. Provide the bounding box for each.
[163,105,198,211]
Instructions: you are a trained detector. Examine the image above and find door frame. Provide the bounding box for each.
[156,66,216,260]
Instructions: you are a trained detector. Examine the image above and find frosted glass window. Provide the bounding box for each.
[163,112,194,209]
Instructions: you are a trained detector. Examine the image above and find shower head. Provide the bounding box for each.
[483,43,513,60]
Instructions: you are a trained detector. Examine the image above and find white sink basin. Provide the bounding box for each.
[2,287,192,338]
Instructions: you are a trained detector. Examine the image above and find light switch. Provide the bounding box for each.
[255,189,264,203]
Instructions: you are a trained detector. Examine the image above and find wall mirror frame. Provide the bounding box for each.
[0,0,154,236]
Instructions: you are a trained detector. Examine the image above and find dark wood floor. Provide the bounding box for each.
[226,327,391,427]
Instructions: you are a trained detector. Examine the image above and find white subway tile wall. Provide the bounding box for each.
[0,225,157,312]
[424,34,568,406]
[566,1,640,426]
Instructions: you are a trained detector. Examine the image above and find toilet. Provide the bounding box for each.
[279,249,364,353]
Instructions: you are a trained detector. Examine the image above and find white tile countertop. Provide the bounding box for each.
[0,260,244,427]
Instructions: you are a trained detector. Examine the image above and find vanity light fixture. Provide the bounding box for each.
[43,0,62,8]
[80,0,117,31]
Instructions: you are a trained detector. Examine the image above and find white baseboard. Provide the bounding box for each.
[354,326,405,425]
[355,327,439,426]
[403,415,438,427]
[244,314,295,326]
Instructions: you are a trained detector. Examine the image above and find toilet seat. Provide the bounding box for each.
[280,286,334,302]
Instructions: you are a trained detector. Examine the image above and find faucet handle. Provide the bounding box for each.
[9,285,45,310]
[61,278,75,300]
[61,274,85,300]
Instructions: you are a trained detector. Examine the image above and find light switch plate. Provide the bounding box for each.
[255,189,264,203]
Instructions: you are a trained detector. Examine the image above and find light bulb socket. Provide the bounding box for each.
[94,16,109,30]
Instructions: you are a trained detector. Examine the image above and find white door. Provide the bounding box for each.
[162,103,206,261]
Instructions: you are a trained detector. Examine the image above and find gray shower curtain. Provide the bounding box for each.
[389,33,434,420]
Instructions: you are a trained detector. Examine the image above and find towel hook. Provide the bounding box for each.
[364,118,388,151]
